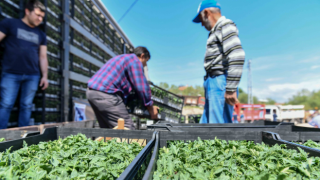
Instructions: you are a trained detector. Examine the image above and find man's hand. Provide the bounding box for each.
[147,106,159,120]
[39,77,49,90]
[225,91,239,106]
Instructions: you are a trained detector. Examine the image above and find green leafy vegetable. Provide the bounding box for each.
[0,134,143,179]
[303,140,320,150]
[154,138,320,179]
[0,138,5,142]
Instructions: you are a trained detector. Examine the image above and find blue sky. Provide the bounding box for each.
[102,0,320,102]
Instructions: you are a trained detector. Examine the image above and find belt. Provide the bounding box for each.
[208,70,224,77]
[204,70,224,81]
[88,88,124,99]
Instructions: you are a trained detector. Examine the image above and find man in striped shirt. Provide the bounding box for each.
[193,0,245,123]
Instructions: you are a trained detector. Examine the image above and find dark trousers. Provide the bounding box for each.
[86,88,135,130]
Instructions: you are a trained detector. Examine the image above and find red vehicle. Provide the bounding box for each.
[234,104,266,121]
[183,96,205,107]
[197,97,205,107]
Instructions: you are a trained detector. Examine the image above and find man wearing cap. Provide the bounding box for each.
[309,114,320,128]
[193,0,245,123]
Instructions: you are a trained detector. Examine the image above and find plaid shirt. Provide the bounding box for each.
[88,54,153,107]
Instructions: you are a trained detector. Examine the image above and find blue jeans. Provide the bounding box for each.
[0,72,40,129]
[200,74,236,124]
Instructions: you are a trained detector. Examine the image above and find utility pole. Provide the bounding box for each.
[247,60,253,105]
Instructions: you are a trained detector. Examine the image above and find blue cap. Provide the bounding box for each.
[193,0,221,23]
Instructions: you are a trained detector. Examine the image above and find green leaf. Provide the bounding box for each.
[298,167,311,178]
[51,157,59,167]
[71,169,78,178]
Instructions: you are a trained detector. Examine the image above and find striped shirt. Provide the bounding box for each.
[205,16,245,91]
[88,54,153,107]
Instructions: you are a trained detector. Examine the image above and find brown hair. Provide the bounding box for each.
[25,0,46,13]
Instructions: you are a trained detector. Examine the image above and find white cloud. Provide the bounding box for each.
[187,62,198,66]
[252,64,273,71]
[253,80,320,103]
[265,78,283,82]
[253,54,294,62]
[300,56,320,63]
[311,65,320,70]
[151,67,204,75]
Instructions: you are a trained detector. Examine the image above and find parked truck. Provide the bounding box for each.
[265,105,305,123]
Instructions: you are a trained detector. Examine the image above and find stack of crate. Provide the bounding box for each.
[36,0,63,124]
[127,83,185,124]
[0,0,21,126]
[0,0,63,125]
[0,0,135,125]
[0,0,184,126]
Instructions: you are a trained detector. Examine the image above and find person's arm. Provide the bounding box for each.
[39,45,49,90]
[0,31,6,42]
[220,21,245,105]
[127,57,158,119]
[0,19,10,42]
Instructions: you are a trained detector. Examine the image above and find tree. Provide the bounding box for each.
[238,88,248,104]
[168,84,180,95]
[238,88,260,104]
[266,98,276,105]
[287,89,320,110]
[157,82,204,96]
[158,82,169,90]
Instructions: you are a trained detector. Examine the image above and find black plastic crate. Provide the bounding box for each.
[0,0,20,19]
[142,131,320,180]
[179,115,186,123]
[0,130,38,141]
[147,120,292,129]
[127,82,184,118]
[0,127,158,180]
[149,82,184,112]
[127,94,182,121]
[146,121,283,131]
[147,122,320,142]
[0,120,96,141]
[188,114,202,123]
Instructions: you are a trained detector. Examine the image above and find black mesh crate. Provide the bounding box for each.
[188,114,202,123]
[0,0,136,123]
[0,0,20,19]
[142,131,320,180]
[149,83,184,112]
[70,54,95,77]
[70,80,87,100]
[147,122,320,142]
[179,115,186,123]
[126,82,184,122]
[0,127,158,180]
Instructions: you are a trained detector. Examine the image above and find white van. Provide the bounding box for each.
[265,105,305,122]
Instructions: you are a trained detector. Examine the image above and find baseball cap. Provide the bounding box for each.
[193,0,221,23]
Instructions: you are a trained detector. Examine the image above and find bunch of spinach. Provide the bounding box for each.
[154,138,320,179]
[0,134,143,179]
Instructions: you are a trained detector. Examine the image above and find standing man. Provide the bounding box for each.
[193,0,245,123]
[0,0,48,129]
[87,47,158,130]
[309,114,320,128]
[273,109,278,122]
